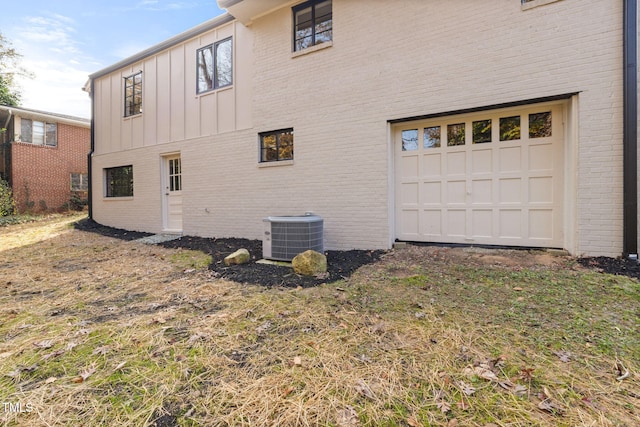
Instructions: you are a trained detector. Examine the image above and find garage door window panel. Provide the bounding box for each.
[473,119,492,144]
[447,123,465,146]
[401,129,419,151]
[423,126,441,148]
[500,116,521,141]
[529,112,552,138]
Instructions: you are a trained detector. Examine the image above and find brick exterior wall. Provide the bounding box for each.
[11,122,90,212]
[91,0,628,257]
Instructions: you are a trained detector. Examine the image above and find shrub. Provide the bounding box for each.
[0,178,16,216]
[69,193,88,211]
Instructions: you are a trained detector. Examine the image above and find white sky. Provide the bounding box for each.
[1,1,225,119]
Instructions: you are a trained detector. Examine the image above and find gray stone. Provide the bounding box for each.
[292,250,327,276]
[224,248,250,266]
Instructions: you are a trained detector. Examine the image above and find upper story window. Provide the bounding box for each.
[20,119,57,147]
[197,37,233,94]
[124,72,142,117]
[293,0,332,52]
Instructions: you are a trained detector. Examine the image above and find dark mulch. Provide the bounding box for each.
[577,256,640,280]
[74,218,153,241]
[74,219,640,286]
[159,235,384,288]
[74,219,384,288]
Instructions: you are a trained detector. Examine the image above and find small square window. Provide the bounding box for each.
[529,112,552,138]
[401,129,418,151]
[472,120,492,144]
[105,165,133,197]
[124,72,142,117]
[423,126,441,149]
[447,123,465,146]
[293,0,332,52]
[500,116,521,141]
[260,129,294,162]
[71,173,88,191]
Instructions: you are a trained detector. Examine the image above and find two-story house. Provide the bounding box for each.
[0,105,91,213]
[85,0,638,258]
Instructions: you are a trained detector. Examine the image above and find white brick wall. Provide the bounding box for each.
[92,0,626,256]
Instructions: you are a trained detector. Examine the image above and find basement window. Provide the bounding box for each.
[105,165,133,197]
[260,129,294,162]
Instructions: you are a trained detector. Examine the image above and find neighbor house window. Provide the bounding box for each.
[260,129,293,162]
[71,173,88,191]
[20,119,57,146]
[197,37,233,94]
[105,165,133,197]
[124,72,142,117]
[293,0,332,51]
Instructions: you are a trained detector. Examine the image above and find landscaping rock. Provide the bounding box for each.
[224,248,250,266]
[292,250,327,276]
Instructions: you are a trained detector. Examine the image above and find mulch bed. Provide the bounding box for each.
[576,256,640,280]
[75,219,384,288]
[75,219,640,286]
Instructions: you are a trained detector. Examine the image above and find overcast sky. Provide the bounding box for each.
[1,1,225,119]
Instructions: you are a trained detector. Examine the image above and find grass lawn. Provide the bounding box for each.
[0,215,638,426]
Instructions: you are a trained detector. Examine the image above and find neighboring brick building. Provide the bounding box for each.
[0,106,90,213]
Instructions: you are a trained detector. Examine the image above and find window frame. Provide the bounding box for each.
[124,71,143,117]
[259,128,294,163]
[196,37,233,95]
[71,173,89,191]
[19,118,57,147]
[104,165,134,198]
[292,0,333,52]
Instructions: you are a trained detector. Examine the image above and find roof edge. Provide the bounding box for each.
[89,13,235,80]
[0,105,90,127]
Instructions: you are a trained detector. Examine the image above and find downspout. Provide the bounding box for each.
[623,0,638,257]
[87,79,95,220]
[2,110,12,183]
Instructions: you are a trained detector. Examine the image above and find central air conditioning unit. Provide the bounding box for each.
[263,213,324,261]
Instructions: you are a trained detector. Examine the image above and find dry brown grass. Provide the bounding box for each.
[0,216,638,426]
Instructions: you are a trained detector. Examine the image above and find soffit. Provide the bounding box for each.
[218,0,294,25]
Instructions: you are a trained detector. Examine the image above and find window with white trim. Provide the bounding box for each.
[71,173,88,191]
[20,119,57,146]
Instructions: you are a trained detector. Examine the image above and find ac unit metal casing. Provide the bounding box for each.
[263,214,324,261]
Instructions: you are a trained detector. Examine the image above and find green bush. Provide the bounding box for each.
[0,178,16,216]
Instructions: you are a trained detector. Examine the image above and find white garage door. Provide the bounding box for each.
[395,103,564,248]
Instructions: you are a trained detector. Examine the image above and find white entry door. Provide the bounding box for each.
[163,154,183,232]
[394,103,564,248]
